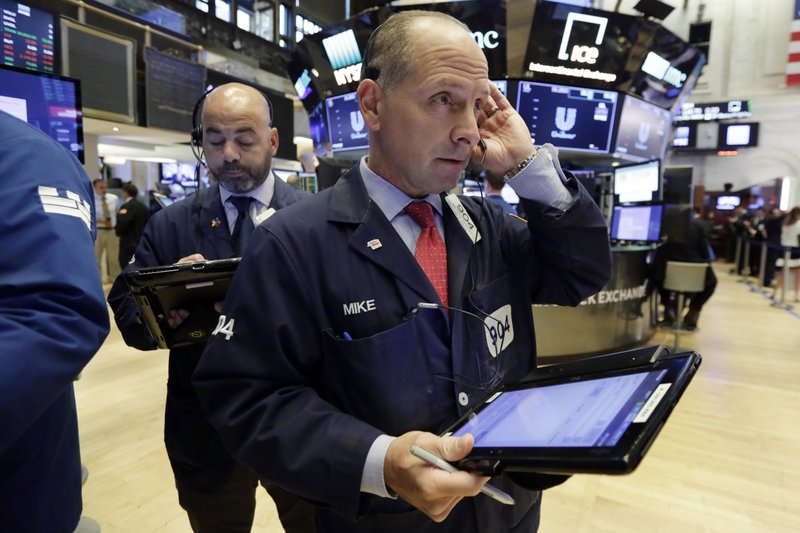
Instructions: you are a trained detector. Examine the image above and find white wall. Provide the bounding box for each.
[599,0,800,208]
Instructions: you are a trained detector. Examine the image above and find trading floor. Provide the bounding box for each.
[76,264,800,533]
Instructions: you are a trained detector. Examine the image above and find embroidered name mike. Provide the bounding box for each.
[343,299,376,316]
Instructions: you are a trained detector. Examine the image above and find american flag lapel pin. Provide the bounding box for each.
[367,238,382,250]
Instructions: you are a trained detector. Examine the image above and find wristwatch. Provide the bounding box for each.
[503,150,538,182]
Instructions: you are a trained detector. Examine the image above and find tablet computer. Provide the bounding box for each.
[443,351,701,476]
[124,258,241,349]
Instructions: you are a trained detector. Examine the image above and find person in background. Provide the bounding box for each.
[93,178,120,283]
[483,170,517,215]
[772,206,800,301]
[193,11,610,533]
[116,182,150,269]
[0,111,110,532]
[763,206,785,288]
[654,210,717,329]
[107,83,315,533]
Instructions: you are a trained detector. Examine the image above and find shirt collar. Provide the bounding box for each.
[219,170,275,207]
[359,157,443,221]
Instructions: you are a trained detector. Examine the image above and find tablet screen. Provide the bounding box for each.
[452,369,670,448]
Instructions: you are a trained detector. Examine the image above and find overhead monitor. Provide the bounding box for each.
[610,204,663,243]
[629,25,706,110]
[613,159,661,204]
[0,0,57,73]
[718,122,759,149]
[0,64,83,162]
[671,124,693,148]
[160,162,196,188]
[515,80,617,153]
[614,95,672,161]
[674,100,751,122]
[61,19,136,124]
[293,68,313,100]
[325,91,368,153]
[715,195,741,211]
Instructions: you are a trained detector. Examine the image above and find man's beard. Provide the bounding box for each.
[208,158,270,194]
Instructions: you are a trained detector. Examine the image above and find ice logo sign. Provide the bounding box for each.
[552,107,577,140]
[350,111,364,132]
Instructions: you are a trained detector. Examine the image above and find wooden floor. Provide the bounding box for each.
[76,264,800,532]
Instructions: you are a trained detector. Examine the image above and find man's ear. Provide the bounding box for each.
[269,127,279,156]
[357,79,382,132]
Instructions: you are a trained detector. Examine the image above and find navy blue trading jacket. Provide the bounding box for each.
[0,111,110,532]
[193,165,611,532]
[107,177,309,491]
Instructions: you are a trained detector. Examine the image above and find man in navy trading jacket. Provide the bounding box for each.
[0,111,110,532]
[107,83,315,533]
[194,11,612,533]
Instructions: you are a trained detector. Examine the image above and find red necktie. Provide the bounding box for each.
[404,201,448,307]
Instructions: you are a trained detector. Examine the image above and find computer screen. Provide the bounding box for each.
[316,157,355,191]
[610,204,663,242]
[613,160,661,204]
[0,64,83,162]
[325,92,368,153]
[718,122,759,149]
[160,162,197,189]
[0,0,57,73]
[614,95,672,161]
[515,80,617,153]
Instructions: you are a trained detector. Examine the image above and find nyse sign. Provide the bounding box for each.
[334,63,362,86]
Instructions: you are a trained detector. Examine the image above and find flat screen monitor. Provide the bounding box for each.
[0,64,83,162]
[0,0,57,73]
[614,95,672,161]
[715,195,741,211]
[671,124,693,149]
[515,80,617,153]
[718,122,759,149]
[325,92,368,153]
[160,162,197,189]
[613,159,661,204]
[610,204,663,242]
[316,157,354,191]
[294,68,313,100]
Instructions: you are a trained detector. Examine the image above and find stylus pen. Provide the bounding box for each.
[409,445,515,506]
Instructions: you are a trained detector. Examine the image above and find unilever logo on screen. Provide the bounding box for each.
[350,111,364,132]
[552,107,578,140]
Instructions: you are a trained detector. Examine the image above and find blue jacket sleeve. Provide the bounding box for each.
[0,122,109,454]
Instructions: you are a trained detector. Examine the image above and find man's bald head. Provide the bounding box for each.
[202,83,272,128]
[199,83,279,194]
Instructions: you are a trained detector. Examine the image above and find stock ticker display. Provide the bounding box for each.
[1,1,56,73]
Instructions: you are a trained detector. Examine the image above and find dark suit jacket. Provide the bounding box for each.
[107,177,310,490]
[116,196,150,261]
[194,166,611,532]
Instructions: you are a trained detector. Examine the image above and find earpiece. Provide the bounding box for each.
[360,23,383,82]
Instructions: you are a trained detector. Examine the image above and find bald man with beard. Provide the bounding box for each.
[108,83,315,533]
